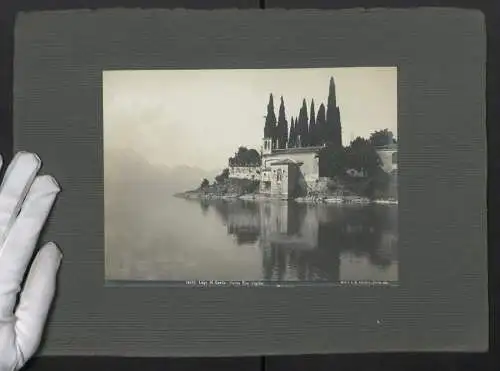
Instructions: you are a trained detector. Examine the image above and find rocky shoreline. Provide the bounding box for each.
[174,191,397,205]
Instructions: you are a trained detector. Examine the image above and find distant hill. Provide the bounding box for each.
[104,148,219,195]
[166,165,218,191]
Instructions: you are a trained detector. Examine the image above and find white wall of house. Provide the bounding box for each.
[376,149,397,173]
[262,151,319,184]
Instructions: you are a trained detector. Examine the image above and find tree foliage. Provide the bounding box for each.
[228,146,261,167]
[309,99,317,146]
[317,137,390,198]
[262,77,344,150]
[318,137,382,178]
[200,178,210,189]
[325,77,342,149]
[344,137,382,176]
[288,118,296,148]
[215,168,230,184]
[264,93,277,146]
[296,99,309,147]
[317,145,347,178]
[316,103,326,146]
[276,96,289,149]
[369,129,396,148]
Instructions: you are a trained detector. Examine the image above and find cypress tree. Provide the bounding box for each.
[283,118,289,149]
[288,117,297,148]
[326,77,342,148]
[264,93,277,148]
[297,99,309,147]
[289,118,296,148]
[309,99,316,146]
[316,103,327,146]
[277,96,288,149]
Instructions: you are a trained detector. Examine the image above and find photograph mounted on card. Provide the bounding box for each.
[14,8,486,357]
[103,67,399,287]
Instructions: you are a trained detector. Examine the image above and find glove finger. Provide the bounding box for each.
[14,242,62,365]
[0,152,41,245]
[0,175,60,317]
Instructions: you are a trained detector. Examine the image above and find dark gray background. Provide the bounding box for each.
[14,8,487,357]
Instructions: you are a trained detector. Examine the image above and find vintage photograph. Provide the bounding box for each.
[103,67,398,285]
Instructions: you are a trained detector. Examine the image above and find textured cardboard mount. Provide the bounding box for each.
[14,8,486,357]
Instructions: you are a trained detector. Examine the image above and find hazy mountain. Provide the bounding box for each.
[104,148,220,195]
[164,165,219,193]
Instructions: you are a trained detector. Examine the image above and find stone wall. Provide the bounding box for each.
[228,166,260,180]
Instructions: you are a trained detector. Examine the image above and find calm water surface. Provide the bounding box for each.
[105,186,398,283]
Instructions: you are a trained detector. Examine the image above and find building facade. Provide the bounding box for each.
[259,137,323,198]
[375,143,398,175]
[228,166,260,180]
[228,137,398,199]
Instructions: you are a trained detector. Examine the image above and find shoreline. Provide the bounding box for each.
[174,191,398,205]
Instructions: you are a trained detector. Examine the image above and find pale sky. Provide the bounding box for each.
[103,67,397,171]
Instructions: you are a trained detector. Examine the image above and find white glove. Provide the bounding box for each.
[0,152,61,371]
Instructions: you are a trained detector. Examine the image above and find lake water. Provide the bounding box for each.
[105,188,398,284]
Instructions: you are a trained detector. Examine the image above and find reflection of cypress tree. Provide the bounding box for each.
[273,244,287,281]
[295,253,308,281]
[198,198,396,281]
[312,250,340,282]
[287,204,302,235]
[287,249,340,282]
[287,250,310,281]
[368,251,392,268]
[339,207,386,261]
[317,219,343,250]
[263,247,274,280]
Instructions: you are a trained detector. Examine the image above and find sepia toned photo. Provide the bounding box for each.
[103,67,398,285]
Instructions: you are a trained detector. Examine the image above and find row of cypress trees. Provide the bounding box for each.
[263,77,343,151]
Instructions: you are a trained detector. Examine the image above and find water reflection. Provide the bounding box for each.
[196,199,398,283]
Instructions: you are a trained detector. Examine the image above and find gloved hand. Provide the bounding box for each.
[0,152,62,371]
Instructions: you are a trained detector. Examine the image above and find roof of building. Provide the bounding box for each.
[264,145,325,156]
[375,143,398,151]
[269,159,303,166]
